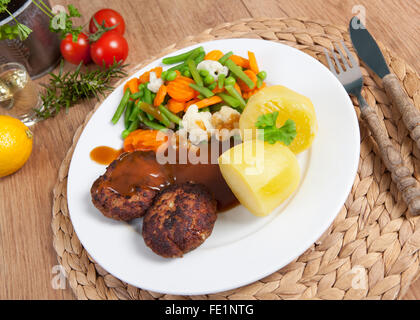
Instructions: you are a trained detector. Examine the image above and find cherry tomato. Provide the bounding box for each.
[60,33,91,65]
[90,31,129,67]
[89,9,125,35]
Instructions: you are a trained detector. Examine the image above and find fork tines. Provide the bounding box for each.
[323,40,358,75]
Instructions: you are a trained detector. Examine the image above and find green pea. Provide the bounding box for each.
[182,69,191,78]
[225,76,236,86]
[161,71,168,81]
[257,71,267,80]
[166,70,178,81]
[138,83,146,90]
[204,75,214,86]
[199,69,209,77]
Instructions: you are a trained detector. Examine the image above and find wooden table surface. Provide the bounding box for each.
[1,0,419,300]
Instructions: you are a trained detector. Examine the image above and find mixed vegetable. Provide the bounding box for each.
[111,47,268,149]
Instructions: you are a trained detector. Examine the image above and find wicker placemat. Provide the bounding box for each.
[52,17,420,300]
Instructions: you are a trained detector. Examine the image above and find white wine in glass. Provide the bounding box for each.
[0,62,43,126]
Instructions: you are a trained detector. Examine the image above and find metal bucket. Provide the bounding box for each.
[0,0,61,79]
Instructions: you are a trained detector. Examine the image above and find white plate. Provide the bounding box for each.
[67,39,360,295]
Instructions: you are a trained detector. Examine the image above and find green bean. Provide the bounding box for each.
[189,83,214,98]
[146,113,155,121]
[224,76,236,86]
[167,62,186,72]
[218,51,233,65]
[111,89,131,124]
[160,111,174,128]
[129,103,141,122]
[225,59,255,90]
[197,94,205,100]
[218,74,225,89]
[207,82,217,91]
[124,100,135,129]
[162,46,204,65]
[122,129,131,139]
[187,59,203,87]
[130,90,144,100]
[199,107,210,113]
[158,105,182,125]
[138,102,163,121]
[194,51,205,65]
[256,77,263,88]
[138,111,166,130]
[217,92,240,109]
[166,50,205,73]
[143,86,153,104]
[127,118,139,133]
[225,85,246,110]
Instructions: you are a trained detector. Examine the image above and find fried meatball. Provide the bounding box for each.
[142,182,217,258]
[90,156,158,221]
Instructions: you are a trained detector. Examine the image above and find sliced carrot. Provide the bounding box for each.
[205,50,224,61]
[167,76,197,102]
[138,67,163,84]
[248,51,259,74]
[124,78,139,94]
[229,55,249,69]
[234,83,242,96]
[237,69,258,92]
[154,85,167,107]
[123,129,168,153]
[185,98,200,109]
[212,86,224,94]
[194,96,223,109]
[167,99,185,113]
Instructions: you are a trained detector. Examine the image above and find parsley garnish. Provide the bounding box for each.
[255,111,297,145]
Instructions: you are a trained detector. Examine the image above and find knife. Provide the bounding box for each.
[349,16,420,150]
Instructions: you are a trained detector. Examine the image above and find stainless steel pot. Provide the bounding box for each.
[0,0,61,79]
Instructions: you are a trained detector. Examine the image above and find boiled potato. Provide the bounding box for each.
[218,139,300,217]
[239,85,318,154]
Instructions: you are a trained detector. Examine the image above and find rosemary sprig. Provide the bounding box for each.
[36,60,128,119]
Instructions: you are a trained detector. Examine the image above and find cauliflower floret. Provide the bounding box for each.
[180,104,214,145]
[211,106,241,141]
[147,71,163,93]
[197,60,228,80]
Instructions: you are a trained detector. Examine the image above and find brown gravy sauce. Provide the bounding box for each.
[90,146,123,165]
[90,144,239,212]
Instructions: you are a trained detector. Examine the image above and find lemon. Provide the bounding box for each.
[0,115,33,178]
[219,139,300,217]
[239,85,318,154]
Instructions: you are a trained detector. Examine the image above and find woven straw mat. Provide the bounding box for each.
[52,17,420,300]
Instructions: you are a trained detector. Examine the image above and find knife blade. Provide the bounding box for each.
[349,16,420,151]
[349,17,390,78]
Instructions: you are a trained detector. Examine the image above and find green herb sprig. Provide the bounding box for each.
[0,0,32,40]
[0,1,83,41]
[35,60,127,119]
[255,111,297,145]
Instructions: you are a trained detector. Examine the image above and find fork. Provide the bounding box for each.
[324,42,420,216]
